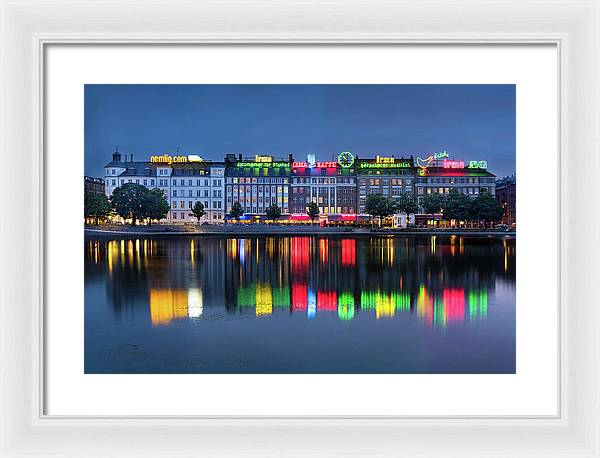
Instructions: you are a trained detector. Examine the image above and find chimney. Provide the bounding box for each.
[238,154,242,161]
[112,146,121,163]
[288,153,293,163]
[131,153,134,163]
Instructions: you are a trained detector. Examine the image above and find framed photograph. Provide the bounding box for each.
[1,0,598,457]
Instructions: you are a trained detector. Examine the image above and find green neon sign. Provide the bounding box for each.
[236,162,290,168]
[358,161,411,169]
[338,151,355,168]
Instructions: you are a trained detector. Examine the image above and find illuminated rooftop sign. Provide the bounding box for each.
[416,150,488,175]
[236,161,290,168]
[442,159,464,169]
[150,154,204,165]
[359,157,411,169]
[254,155,273,163]
[468,160,488,169]
[338,151,355,168]
[292,161,337,168]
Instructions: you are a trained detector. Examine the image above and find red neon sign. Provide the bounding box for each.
[292,161,338,168]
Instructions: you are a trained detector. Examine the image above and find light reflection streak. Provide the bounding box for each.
[89,236,502,329]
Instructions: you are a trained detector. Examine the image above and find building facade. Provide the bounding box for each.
[289,153,357,223]
[84,176,105,194]
[414,154,496,212]
[495,175,516,225]
[224,154,292,218]
[101,148,504,224]
[104,150,225,224]
[356,155,414,215]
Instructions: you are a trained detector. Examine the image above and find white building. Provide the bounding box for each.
[104,149,225,224]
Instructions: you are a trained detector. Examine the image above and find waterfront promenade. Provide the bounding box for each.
[85,224,515,237]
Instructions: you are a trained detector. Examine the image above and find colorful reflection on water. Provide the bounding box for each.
[85,235,515,373]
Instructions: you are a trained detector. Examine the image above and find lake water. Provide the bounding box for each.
[85,234,516,373]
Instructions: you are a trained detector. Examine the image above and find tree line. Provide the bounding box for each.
[364,189,504,226]
[85,183,171,225]
[86,183,504,226]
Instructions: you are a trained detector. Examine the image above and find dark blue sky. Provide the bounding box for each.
[85,84,515,178]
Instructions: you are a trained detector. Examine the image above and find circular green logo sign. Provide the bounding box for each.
[338,151,355,168]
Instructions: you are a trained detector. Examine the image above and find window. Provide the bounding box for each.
[172,190,177,197]
[173,212,177,219]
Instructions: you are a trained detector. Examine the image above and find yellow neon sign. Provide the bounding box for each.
[150,154,203,165]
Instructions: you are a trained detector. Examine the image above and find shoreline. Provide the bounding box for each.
[84,226,516,238]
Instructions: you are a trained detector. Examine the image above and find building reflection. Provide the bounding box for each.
[85,234,514,329]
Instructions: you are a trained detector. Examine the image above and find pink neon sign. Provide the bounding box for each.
[292,161,337,168]
[442,159,465,169]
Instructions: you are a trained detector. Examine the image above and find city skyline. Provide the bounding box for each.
[85,84,516,178]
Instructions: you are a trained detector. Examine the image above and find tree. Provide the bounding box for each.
[307,202,320,222]
[229,201,243,222]
[191,201,206,224]
[110,183,147,225]
[443,189,472,223]
[422,192,445,215]
[142,188,170,225]
[394,192,417,215]
[365,194,395,226]
[265,204,282,221]
[471,190,504,226]
[84,191,111,225]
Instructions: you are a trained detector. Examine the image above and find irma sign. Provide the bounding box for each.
[416,150,488,175]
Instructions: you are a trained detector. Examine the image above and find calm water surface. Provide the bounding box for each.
[85,234,515,373]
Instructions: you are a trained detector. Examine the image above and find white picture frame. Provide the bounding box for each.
[0,0,598,456]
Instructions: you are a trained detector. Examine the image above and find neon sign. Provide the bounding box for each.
[442,159,464,169]
[468,160,487,169]
[416,155,434,175]
[150,154,189,164]
[236,162,290,168]
[150,154,204,164]
[338,151,355,168]
[415,150,490,175]
[292,161,337,168]
[359,160,411,169]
